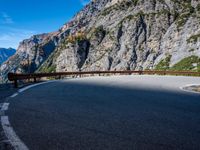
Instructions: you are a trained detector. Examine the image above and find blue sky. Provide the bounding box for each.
[0,0,90,49]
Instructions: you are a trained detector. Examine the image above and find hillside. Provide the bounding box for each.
[1,0,200,82]
[0,48,16,65]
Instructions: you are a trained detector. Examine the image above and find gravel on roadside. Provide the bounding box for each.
[183,85,200,93]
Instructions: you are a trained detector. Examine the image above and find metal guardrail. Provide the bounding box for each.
[8,70,200,88]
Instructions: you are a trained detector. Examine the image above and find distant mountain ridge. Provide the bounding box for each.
[0,48,16,65]
[1,0,200,82]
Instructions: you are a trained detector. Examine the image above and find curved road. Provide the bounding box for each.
[5,75,200,150]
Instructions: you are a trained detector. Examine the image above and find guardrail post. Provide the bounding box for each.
[14,79,18,88]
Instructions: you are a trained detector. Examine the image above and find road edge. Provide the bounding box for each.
[180,84,200,95]
[0,80,56,150]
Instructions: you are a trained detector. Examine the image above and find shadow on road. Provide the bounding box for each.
[7,79,200,150]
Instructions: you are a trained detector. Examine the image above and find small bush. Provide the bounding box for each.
[187,33,200,43]
[155,55,172,70]
[170,56,200,71]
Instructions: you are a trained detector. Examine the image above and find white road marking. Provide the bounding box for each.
[1,103,9,111]
[1,116,29,150]
[10,93,18,98]
[0,103,4,115]
[0,80,57,150]
[18,81,55,93]
[0,103,3,108]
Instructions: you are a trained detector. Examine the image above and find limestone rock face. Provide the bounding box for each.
[56,40,90,72]
[1,0,200,82]
[0,33,58,82]
[52,0,200,72]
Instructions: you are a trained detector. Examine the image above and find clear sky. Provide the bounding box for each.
[0,0,90,49]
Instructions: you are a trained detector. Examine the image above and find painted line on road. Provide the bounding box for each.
[9,81,55,99]
[1,116,29,150]
[10,93,18,98]
[0,80,57,150]
[1,103,9,111]
[180,84,200,95]
[18,80,56,93]
[0,103,3,108]
[0,103,5,116]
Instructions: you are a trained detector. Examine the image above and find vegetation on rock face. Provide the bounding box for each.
[175,1,195,29]
[42,65,56,73]
[37,47,61,73]
[155,55,172,71]
[170,56,200,72]
[89,26,106,38]
[197,4,200,11]
[101,0,139,16]
[189,48,195,52]
[156,56,200,72]
[67,31,87,44]
[187,33,200,43]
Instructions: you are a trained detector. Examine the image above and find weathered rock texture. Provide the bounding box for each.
[1,0,200,82]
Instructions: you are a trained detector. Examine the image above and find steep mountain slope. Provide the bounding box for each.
[1,0,200,82]
[40,0,200,72]
[0,33,59,82]
[0,48,16,65]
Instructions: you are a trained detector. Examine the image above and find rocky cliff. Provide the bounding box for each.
[1,0,200,82]
[0,48,16,65]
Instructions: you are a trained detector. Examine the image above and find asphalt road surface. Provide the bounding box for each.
[6,75,200,150]
[0,83,17,103]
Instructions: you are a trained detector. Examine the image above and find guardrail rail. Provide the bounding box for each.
[8,70,200,88]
